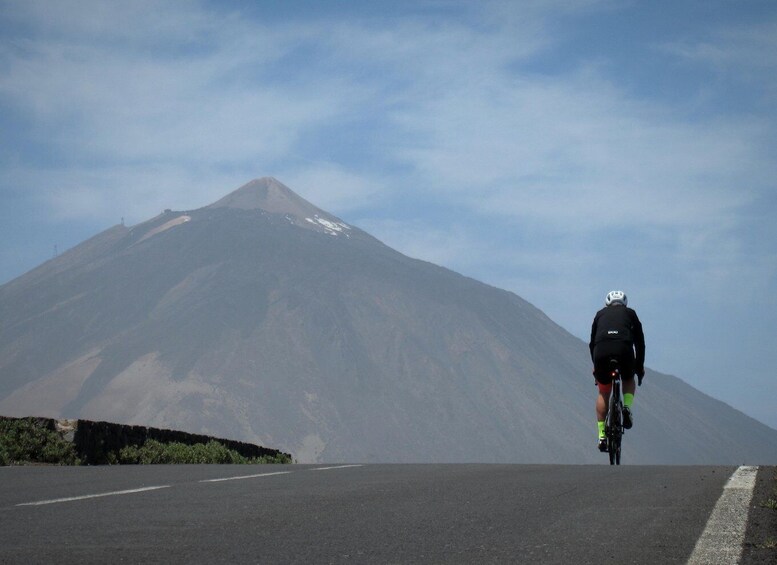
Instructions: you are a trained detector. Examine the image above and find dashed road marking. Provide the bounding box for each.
[309,465,364,471]
[687,465,758,565]
[16,485,171,507]
[199,471,292,483]
[14,465,365,506]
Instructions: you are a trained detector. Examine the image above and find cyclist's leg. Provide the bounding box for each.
[596,381,611,423]
[621,374,635,427]
[619,350,636,407]
[592,347,615,442]
[623,375,636,398]
[595,383,610,451]
[596,381,611,449]
[593,355,613,446]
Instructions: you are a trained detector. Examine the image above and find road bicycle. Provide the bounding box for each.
[604,358,624,466]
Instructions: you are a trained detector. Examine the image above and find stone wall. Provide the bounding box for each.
[1,416,290,465]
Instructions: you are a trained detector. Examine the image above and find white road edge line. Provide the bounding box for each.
[16,485,171,507]
[687,465,759,565]
[199,471,292,483]
[309,465,364,471]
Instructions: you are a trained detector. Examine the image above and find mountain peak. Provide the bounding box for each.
[205,177,352,237]
[207,177,319,217]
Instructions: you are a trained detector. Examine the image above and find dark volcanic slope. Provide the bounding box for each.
[1,178,776,463]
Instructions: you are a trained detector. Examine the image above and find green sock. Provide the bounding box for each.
[597,420,605,439]
[624,393,634,408]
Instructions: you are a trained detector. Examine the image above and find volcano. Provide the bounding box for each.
[1,177,776,463]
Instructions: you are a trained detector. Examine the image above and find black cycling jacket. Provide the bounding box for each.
[589,304,645,369]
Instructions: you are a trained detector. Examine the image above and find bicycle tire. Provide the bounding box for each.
[606,409,620,464]
[606,367,624,466]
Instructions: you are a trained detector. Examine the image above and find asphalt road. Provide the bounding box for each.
[0,464,743,564]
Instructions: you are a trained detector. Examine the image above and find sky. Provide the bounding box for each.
[1,0,776,429]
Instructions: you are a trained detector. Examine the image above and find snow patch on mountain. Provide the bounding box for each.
[305,215,352,237]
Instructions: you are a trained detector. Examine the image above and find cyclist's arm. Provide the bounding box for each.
[630,310,645,372]
[589,317,598,362]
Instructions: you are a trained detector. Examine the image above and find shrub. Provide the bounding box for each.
[1,417,292,465]
[0,418,80,465]
[117,439,290,464]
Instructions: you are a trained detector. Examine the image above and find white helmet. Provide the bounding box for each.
[605,290,627,307]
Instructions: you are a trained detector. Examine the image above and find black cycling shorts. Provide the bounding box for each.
[593,340,635,384]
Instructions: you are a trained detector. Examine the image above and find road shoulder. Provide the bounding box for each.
[741,466,777,564]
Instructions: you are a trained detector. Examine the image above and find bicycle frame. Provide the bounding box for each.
[604,361,623,465]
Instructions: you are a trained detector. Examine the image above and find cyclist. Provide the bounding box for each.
[589,290,645,452]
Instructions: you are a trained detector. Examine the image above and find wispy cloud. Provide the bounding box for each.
[2,1,772,292]
[661,20,777,73]
[2,1,773,263]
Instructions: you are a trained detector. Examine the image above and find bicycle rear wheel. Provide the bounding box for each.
[607,431,621,465]
[606,377,624,466]
[607,407,622,466]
